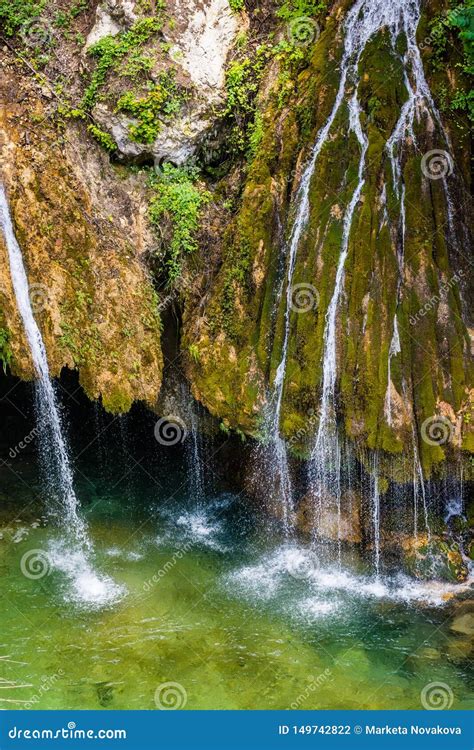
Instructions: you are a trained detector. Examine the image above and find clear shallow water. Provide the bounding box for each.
[0,481,472,711]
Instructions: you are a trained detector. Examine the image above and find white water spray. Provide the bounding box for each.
[371,457,381,576]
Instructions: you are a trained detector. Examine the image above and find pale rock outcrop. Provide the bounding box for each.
[87,0,243,165]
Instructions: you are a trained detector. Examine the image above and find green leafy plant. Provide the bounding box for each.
[117,71,185,143]
[188,343,201,363]
[149,165,211,284]
[429,1,474,121]
[87,124,117,152]
[222,46,270,156]
[276,0,327,22]
[229,0,244,11]
[0,0,46,35]
[82,17,163,110]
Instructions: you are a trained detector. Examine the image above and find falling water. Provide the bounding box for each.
[0,184,123,607]
[0,184,88,545]
[383,0,458,538]
[411,422,431,539]
[310,87,368,541]
[188,405,206,507]
[384,315,401,427]
[180,384,206,508]
[269,0,412,531]
[371,457,381,576]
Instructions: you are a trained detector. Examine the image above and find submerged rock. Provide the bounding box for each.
[450,613,474,636]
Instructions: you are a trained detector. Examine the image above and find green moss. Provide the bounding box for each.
[0,326,13,373]
[100,386,133,415]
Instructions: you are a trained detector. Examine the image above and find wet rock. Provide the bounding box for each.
[447,636,473,663]
[450,613,474,636]
[296,489,361,544]
[404,539,469,583]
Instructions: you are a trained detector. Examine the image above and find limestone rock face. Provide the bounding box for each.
[85,0,137,49]
[0,63,162,413]
[87,0,242,165]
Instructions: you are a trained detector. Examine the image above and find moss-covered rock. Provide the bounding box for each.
[0,61,162,413]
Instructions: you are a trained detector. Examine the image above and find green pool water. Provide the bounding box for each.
[0,474,472,711]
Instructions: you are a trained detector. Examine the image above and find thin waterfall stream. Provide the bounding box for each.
[0,185,87,544]
[0,184,122,606]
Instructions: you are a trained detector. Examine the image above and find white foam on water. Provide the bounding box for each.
[48,541,126,610]
[389,574,473,607]
[106,547,144,562]
[158,506,227,552]
[297,597,340,620]
[225,544,470,612]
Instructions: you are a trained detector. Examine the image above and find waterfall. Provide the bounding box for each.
[0,185,88,546]
[266,0,433,540]
[180,384,206,507]
[371,457,381,576]
[188,405,206,507]
[411,424,431,539]
[264,0,454,547]
[0,184,124,607]
[384,315,401,427]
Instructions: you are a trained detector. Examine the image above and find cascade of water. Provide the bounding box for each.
[180,384,206,507]
[0,184,88,546]
[310,91,368,534]
[384,315,401,427]
[188,404,206,507]
[371,456,381,576]
[411,423,431,539]
[265,0,429,541]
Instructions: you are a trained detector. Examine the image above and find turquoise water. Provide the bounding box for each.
[0,459,472,712]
